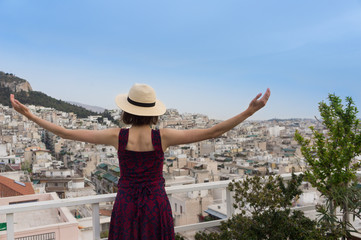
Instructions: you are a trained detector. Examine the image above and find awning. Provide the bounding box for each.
[98,163,108,169]
[103,173,118,183]
[0,222,6,231]
[32,180,40,184]
[204,209,227,219]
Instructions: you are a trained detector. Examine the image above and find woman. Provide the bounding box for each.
[10,83,270,239]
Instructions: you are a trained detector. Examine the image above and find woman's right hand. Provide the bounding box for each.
[10,94,32,118]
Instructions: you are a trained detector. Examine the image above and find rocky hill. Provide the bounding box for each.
[0,71,33,92]
[0,71,100,118]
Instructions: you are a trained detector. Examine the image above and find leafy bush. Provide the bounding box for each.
[195,173,328,240]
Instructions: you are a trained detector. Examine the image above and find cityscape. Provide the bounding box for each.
[1,1,361,239]
[2,96,355,239]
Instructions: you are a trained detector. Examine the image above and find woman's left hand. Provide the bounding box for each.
[247,88,271,114]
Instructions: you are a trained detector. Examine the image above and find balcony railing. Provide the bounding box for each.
[0,180,236,240]
[0,172,320,240]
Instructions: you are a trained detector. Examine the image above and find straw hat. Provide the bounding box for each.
[115,83,166,116]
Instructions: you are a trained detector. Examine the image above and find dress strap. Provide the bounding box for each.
[151,129,163,153]
[118,128,129,151]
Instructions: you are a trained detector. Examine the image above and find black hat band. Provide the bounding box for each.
[127,97,156,107]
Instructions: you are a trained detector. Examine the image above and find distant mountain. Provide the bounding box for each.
[0,71,100,118]
[66,101,105,114]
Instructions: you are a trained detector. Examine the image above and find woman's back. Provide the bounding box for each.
[117,128,164,183]
[125,126,155,152]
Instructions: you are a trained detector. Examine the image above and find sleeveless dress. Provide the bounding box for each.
[108,128,175,240]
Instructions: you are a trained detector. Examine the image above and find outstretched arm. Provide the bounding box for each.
[160,88,271,150]
[10,94,119,149]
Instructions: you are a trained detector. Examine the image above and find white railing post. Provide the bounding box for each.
[6,213,14,240]
[226,187,234,218]
[92,203,100,240]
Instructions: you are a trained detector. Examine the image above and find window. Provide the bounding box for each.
[180,206,183,214]
[175,203,177,212]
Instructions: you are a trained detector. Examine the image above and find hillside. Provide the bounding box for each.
[0,71,99,118]
[0,71,32,92]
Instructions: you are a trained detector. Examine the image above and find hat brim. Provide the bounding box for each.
[115,94,166,116]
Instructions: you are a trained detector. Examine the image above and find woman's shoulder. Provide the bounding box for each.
[159,127,177,133]
[159,128,180,139]
[103,127,124,139]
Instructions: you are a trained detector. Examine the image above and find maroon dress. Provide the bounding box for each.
[108,128,175,240]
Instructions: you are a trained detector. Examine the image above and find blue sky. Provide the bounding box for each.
[0,0,360,120]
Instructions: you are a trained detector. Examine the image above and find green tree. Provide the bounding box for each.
[295,94,361,239]
[21,161,32,174]
[195,173,327,240]
[100,230,109,238]
[175,233,185,240]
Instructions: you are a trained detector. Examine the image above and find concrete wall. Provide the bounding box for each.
[0,193,79,240]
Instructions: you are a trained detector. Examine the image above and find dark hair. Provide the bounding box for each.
[121,111,159,126]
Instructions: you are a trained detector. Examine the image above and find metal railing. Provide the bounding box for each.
[15,232,55,240]
[0,180,235,240]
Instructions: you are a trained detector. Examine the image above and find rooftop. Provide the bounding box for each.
[0,176,34,195]
[0,208,62,230]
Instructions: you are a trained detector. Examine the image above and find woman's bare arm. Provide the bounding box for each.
[10,94,119,149]
[160,88,270,150]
